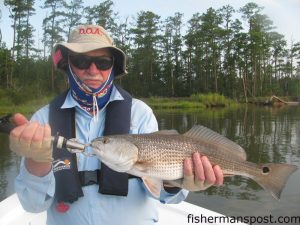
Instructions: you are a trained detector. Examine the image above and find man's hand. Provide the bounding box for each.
[9,113,53,163]
[182,152,223,191]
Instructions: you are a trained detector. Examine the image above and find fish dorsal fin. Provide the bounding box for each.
[153,129,179,135]
[142,177,163,198]
[184,125,247,161]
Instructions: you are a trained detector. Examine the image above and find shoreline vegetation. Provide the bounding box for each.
[1,93,298,115]
[0,93,237,115]
[143,93,238,109]
[0,96,54,115]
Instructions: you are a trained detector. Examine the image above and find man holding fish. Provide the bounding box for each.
[9,25,224,225]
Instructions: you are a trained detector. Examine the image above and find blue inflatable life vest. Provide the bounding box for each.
[49,85,132,203]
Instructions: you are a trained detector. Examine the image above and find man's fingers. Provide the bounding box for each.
[183,158,193,176]
[10,123,27,138]
[19,122,39,144]
[43,124,51,138]
[12,113,29,126]
[193,152,205,181]
[183,158,195,189]
[32,125,45,142]
[9,120,53,163]
[213,165,224,186]
[182,154,224,191]
[31,125,45,149]
[201,156,216,184]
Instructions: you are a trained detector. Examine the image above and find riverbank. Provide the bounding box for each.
[0,96,53,116]
[2,94,299,116]
[0,93,237,115]
[143,93,238,109]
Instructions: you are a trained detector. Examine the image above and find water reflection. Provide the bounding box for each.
[0,133,20,201]
[155,106,300,219]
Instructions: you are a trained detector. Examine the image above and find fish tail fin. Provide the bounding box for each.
[253,163,297,200]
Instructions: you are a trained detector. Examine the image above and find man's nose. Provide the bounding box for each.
[87,62,99,74]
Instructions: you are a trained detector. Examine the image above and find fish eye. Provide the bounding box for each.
[102,137,110,144]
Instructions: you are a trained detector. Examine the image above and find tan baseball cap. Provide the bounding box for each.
[53,25,127,78]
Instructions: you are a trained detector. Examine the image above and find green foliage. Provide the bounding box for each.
[143,93,237,109]
[0,94,53,114]
[1,84,48,105]
[85,0,117,33]
[1,2,300,101]
[64,0,84,37]
[191,93,237,107]
[4,0,37,59]
[42,0,67,54]
[144,97,205,109]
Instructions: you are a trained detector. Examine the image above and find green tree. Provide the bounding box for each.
[269,32,286,80]
[42,0,66,54]
[0,45,13,88]
[184,13,205,93]
[218,5,236,97]
[161,12,184,96]
[128,11,162,96]
[4,0,35,59]
[0,9,2,43]
[22,0,36,59]
[1,1,299,100]
[184,8,224,94]
[64,0,84,38]
[84,0,117,34]
[239,2,275,97]
[4,0,37,91]
[42,0,66,91]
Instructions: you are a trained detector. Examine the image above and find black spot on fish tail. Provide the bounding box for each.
[262,166,270,174]
[253,163,297,200]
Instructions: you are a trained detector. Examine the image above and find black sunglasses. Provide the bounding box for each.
[69,54,114,70]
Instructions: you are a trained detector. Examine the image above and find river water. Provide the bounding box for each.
[0,105,300,222]
[155,106,300,222]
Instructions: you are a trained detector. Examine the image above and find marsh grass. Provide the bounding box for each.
[190,93,237,107]
[144,93,237,109]
[143,97,205,109]
[0,92,237,115]
[0,96,53,115]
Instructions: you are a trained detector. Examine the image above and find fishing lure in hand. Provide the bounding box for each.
[0,114,90,155]
[0,114,15,134]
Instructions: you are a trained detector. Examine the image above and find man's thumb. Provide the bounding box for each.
[13,113,29,126]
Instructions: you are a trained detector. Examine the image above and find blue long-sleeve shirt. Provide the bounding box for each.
[15,86,188,225]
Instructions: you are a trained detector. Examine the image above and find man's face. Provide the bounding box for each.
[69,48,113,89]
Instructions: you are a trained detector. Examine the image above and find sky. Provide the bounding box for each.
[1,0,300,49]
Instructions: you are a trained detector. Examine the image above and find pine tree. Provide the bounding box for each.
[64,0,84,38]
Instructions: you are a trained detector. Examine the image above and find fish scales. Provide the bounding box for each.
[120,134,260,180]
[127,134,190,179]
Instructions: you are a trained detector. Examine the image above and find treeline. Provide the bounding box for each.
[1,0,300,103]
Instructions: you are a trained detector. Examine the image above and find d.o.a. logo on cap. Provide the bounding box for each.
[79,27,104,35]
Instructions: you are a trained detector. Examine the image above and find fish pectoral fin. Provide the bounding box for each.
[152,129,179,135]
[134,160,153,172]
[164,179,183,188]
[115,161,135,171]
[142,177,163,198]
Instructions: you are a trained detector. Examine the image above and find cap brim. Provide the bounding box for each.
[54,43,127,78]
[56,42,112,53]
